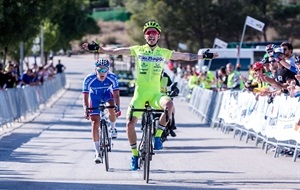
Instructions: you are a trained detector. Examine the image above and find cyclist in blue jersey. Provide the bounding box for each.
[82,58,121,164]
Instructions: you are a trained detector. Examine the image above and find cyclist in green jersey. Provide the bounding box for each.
[82,20,218,170]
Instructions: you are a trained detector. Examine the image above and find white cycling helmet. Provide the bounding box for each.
[274,47,284,54]
[202,65,208,72]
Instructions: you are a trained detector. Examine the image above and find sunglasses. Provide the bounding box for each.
[145,30,159,35]
[267,51,273,54]
[283,48,288,52]
[97,68,108,73]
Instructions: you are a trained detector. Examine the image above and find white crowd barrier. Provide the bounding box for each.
[0,73,66,128]
[175,76,300,162]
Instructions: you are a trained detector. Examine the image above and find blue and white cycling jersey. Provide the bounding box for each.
[82,72,119,114]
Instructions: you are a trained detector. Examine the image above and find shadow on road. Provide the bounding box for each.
[0,180,240,190]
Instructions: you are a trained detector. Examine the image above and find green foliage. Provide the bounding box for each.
[90,0,109,8]
[271,4,300,41]
[124,0,300,52]
[0,0,99,63]
[109,0,126,7]
[92,7,130,21]
[46,0,100,52]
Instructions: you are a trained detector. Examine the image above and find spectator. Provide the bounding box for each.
[294,55,300,83]
[20,69,34,86]
[0,63,7,89]
[263,47,299,92]
[199,66,215,90]
[45,60,55,79]
[30,70,40,86]
[36,66,45,85]
[251,62,270,95]
[226,63,244,90]
[176,63,184,78]
[13,63,20,80]
[187,69,199,100]
[4,64,18,88]
[281,42,296,68]
[168,60,174,71]
[129,56,135,71]
[55,59,66,73]
[215,66,228,91]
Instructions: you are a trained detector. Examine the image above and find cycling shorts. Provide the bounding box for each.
[126,87,170,119]
[88,90,114,116]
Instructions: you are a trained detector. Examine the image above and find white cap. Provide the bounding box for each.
[274,47,284,54]
[202,66,208,72]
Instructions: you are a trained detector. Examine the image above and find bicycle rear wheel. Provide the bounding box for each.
[101,120,109,171]
[144,119,152,183]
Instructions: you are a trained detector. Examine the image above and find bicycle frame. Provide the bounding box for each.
[129,101,167,183]
[88,100,116,172]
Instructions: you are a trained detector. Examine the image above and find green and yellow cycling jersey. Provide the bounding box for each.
[128,44,173,118]
[130,44,173,90]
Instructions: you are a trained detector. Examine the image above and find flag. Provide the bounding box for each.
[245,16,265,32]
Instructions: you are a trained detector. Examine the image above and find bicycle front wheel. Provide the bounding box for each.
[101,120,109,171]
[144,120,152,183]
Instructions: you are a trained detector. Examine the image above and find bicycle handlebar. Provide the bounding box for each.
[87,105,116,109]
[129,102,168,121]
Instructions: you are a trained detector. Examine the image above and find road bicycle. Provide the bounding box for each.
[129,101,167,183]
[87,100,116,171]
[160,82,179,143]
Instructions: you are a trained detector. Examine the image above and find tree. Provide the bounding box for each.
[47,0,100,53]
[124,0,300,52]
[0,0,50,65]
[0,0,99,66]
[271,4,300,43]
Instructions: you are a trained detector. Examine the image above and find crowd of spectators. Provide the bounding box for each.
[0,59,66,90]
[169,41,300,157]
[170,41,300,100]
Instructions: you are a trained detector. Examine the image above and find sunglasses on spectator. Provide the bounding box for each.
[145,30,159,35]
[267,51,273,54]
[283,48,288,52]
[97,68,108,73]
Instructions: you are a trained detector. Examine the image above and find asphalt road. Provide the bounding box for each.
[0,54,299,190]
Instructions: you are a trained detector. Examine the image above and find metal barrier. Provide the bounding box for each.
[0,73,66,128]
[175,77,300,162]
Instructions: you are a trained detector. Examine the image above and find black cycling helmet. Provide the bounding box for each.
[143,20,161,33]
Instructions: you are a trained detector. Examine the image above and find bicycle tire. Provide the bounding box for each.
[102,120,109,171]
[144,115,152,183]
[99,125,104,164]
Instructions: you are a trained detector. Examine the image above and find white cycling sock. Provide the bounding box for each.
[94,141,100,155]
[110,122,116,129]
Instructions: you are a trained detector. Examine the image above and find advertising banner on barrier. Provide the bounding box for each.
[217,91,300,142]
[218,91,239,124]
[240,93,260,132]
[264,96,300,142]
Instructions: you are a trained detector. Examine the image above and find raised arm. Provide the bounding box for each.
[170,50,218,61]
[82,41,131,55]
[277,59,291,70]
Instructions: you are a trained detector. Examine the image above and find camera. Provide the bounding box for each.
[267,95,274,104]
